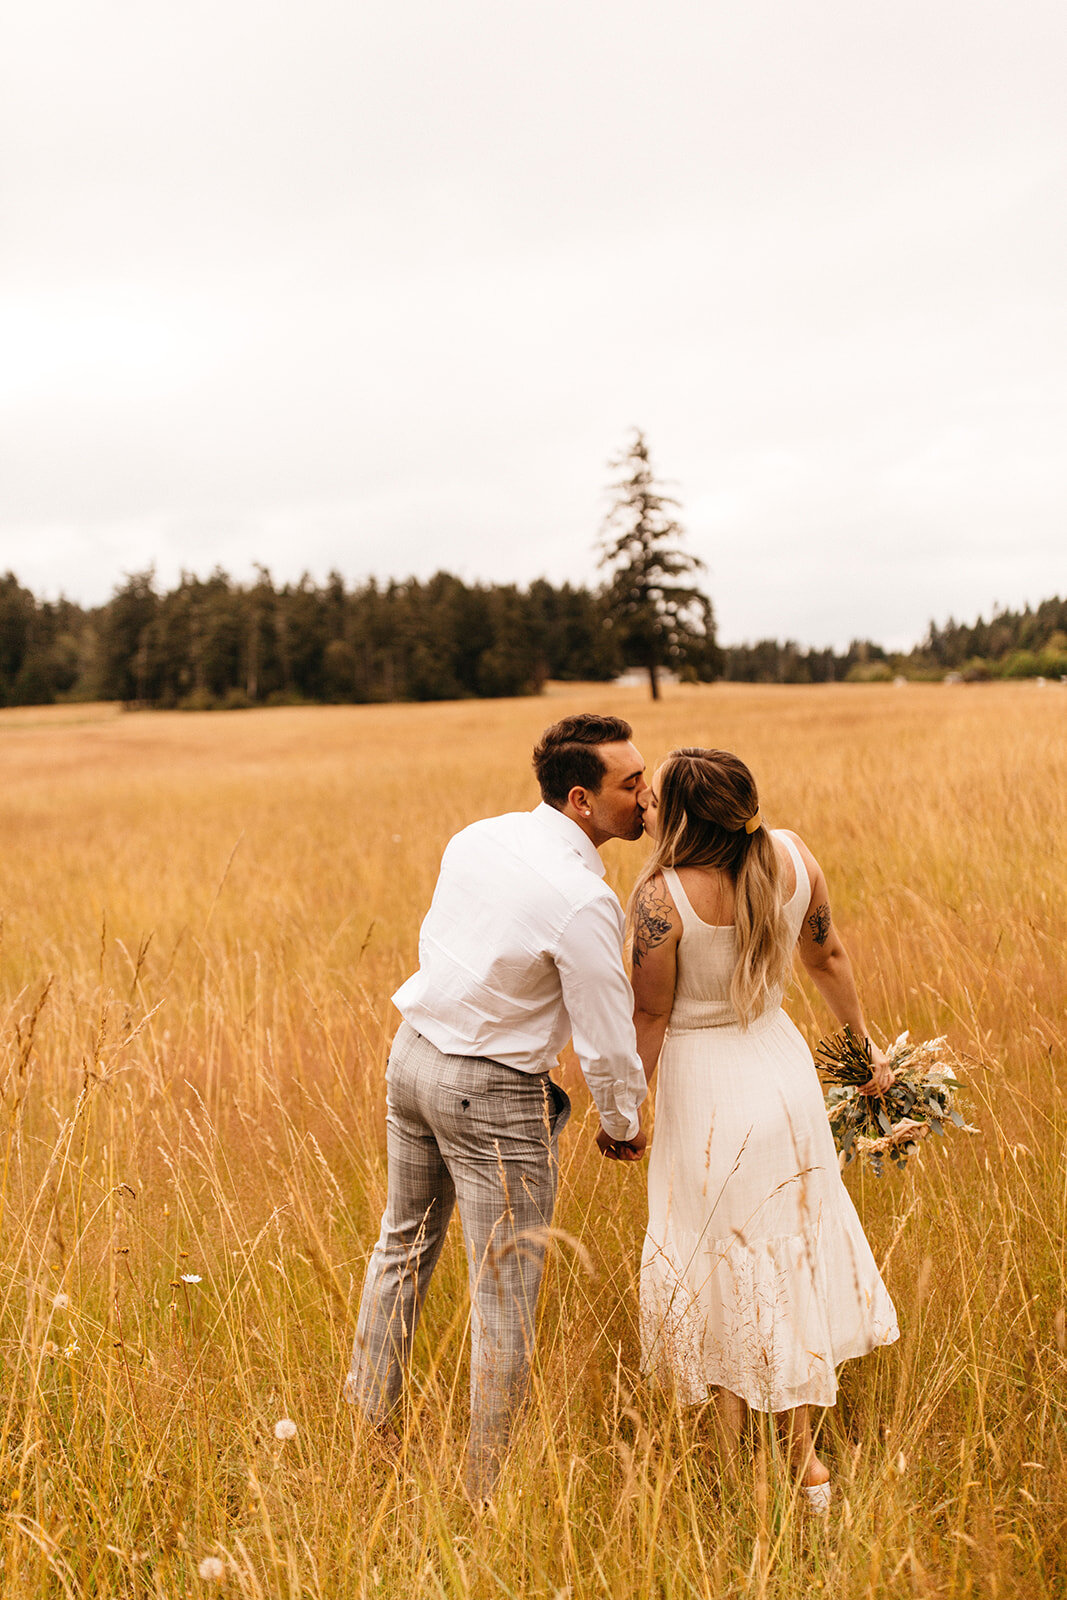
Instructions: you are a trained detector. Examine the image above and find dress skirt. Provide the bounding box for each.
[640,1007,899,1412]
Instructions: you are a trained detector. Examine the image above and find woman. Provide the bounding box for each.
[630,748,898,1513]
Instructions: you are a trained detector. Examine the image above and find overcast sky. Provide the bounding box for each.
[2,1,1064,649]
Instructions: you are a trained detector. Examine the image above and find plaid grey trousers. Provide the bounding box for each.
[344,1021,571,1496]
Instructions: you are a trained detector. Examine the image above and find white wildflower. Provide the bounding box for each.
[62,1340,80,1359]
[273,1417,298,1441]
[198,1555,226,1581]
[181,1274,202,1284]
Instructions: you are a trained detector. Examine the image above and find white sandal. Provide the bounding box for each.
[801,1480,832,1516]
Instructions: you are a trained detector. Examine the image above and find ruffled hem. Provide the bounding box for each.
[640,1221,899,1413]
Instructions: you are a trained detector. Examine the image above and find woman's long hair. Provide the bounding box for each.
[630,748,794,1026]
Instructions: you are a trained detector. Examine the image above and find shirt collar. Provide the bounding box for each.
[532,801,607,878]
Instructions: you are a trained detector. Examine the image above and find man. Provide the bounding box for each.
[344,712,649,1497]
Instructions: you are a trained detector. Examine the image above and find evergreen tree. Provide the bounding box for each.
[598,430,718,699]
[98,571,159,703]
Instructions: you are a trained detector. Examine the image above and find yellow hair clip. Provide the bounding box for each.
[744,809,762,834]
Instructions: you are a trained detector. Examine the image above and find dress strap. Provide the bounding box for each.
[773,830,811,908]
[661,865,701,933]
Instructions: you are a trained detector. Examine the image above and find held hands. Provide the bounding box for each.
[857,1042,894,1098]
[596,1124,648,1162]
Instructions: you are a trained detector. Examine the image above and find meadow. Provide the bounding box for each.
[1,682,1064,1599]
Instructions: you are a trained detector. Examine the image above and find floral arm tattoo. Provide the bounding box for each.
[807,903,831,946]
[632,881,675,970]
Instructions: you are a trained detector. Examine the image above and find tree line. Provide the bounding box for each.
[696,597,1067,685]
[1,433,1061,706]
[916,595,1067,680]
[0,431,727,707]
[0,568,626,709]
[1,564,1063,709]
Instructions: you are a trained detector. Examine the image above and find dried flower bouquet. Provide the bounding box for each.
[817,1026,977,1173]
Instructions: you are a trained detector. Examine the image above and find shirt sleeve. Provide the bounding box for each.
[555,892,647,1140]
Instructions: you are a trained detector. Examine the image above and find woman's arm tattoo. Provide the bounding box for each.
[633,882,674,969]
[807,903,831,945]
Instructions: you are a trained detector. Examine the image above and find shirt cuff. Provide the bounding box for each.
[600,1108,641,1141]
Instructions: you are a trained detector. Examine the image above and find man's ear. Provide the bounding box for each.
[567,785,591,817]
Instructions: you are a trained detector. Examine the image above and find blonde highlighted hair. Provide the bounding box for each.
[630,747,795,1026]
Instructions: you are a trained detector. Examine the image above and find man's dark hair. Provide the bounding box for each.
[532,713,633,807]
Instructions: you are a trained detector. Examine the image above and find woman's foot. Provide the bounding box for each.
[799,1453,831,1515]
[801,1479,832,1516]
[800,1455,830,1489]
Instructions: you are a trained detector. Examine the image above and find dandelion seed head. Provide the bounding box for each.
[53,1292,70,1309]
[198,1555,226,1581]
[273,1417,297,1441]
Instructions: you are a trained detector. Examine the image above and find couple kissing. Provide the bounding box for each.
[344,712,897,1513]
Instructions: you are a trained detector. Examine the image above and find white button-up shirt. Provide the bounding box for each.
[393,802,646,1140]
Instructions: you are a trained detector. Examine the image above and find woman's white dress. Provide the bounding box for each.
[640,833,899,1412]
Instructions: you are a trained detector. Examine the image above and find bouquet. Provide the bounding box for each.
[816,1026,977,1173]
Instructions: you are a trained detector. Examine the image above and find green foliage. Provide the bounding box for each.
[0,574,87,707]
[844,660,894,684]
[918,596,1067,675]
[723,636,893,684]
[1000,647,1067,680]
[0,568,621,708]
[598,431,719,699]
[720,598,1067,685]
[3,557,1064,708]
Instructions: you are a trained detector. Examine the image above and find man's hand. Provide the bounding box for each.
[596,1125,647,1162]
[857,1043,894,1098]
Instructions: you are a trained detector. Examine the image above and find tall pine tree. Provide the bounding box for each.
[599,430,718,699]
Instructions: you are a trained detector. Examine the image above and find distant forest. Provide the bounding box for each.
[1,567,1065,709]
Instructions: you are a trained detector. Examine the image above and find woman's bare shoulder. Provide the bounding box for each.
[775,827,817,865]
[633,870,679,920]
[769,829,800,895]
[631,871,682,943]
[773,829,826,903]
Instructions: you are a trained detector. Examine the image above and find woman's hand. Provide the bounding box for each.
[596,1125,647,1161]
[857,1042,893,1098]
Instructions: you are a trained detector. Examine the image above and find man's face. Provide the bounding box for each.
[583,741,648,844]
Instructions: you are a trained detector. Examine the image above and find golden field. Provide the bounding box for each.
[1,682,1065,1599]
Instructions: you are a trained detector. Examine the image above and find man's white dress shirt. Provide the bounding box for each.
[393,802,646,1140]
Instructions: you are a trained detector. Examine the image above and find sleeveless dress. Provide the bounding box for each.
[640,833,899,1412]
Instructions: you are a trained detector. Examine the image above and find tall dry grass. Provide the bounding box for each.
[0,683,1064,1598]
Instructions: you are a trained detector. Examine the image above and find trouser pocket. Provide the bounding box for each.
[547,1078,571,1136]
